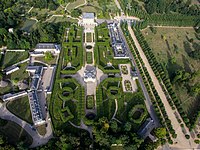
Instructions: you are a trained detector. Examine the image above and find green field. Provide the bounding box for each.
[21,19,37,32]
[86,32,92,42]
[66,0,85,11]
[46,16,78,23]
[0,121,33,146]
[3,51,29,69]
[86,95,94,109]
[10,62,29,81]
[142,27,200,117]
[6,96,33,124]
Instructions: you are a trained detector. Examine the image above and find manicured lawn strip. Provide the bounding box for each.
[6,96,33,124]
[0,121,33,146]
[86,32,92,43]
[86,52,93,64]
[86,95,94,109]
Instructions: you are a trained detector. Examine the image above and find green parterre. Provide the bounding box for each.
[48,21,153,149]
[50,78,85,128]
[61,25,84,74]
[96,77,147,125]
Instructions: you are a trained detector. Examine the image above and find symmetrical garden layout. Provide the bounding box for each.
[49,13,157,148]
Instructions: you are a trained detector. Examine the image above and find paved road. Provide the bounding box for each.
[118,25,160,127]
[127,25,198,149]
[0,103,53,148]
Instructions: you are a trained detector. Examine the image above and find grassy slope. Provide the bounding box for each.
[142,27,200,115]
[6,96,33,124]
[0,121,33,146]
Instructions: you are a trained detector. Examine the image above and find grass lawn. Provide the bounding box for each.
[142,27,200,116]
[142,27,199,74]
[21,19,37,32]
[3,51,29,69]
[10,62,29,81]
[36,124,46,136]
[6,96,33,124]
[0,120,33,146]
[80,5,98,13]
[35,55,58,65]
[86,95,94,109]
[86,32,92,43]
[0,83,13,95]
[86,52,93,64]
[66,0,85,11]
[46,16,78,23]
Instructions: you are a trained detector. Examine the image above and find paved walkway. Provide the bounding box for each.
[0,103,53,148]
[128,25,198,149]
[69,120,93,139]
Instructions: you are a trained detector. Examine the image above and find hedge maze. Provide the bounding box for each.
[52,78,85,127]
[62,25,84,74]
[96,77,146,126]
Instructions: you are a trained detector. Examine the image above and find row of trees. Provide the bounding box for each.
[132,27,193,131]
[121,22,175,145]
[144,0,200,16]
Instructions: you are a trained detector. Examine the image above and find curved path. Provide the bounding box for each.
[128,25,198,149]
[0,103,53,148]
[69,120,93,139]
[111,99,118,120]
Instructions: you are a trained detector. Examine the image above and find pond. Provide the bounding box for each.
[110,90,118,95]
[86,45,92,49]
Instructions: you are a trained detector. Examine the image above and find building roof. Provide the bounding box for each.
[137,118,156,138]
[36,43,56,49]
[83,13,95,19]
[2,91,27,102]
[28,91,44,125]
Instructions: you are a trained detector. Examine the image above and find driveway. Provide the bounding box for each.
[0,103,53,148]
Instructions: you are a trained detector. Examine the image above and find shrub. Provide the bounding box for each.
[185,134,190,139]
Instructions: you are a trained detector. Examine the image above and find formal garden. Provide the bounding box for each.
[50,78,85,129]
[61,25,84,74]
[86,95,95,109]
[121,65,128,75]
[124,80,132,91]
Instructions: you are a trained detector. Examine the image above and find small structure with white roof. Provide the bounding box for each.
[34,43,61,55]
[4,66,19,75]
[1,91,27,102]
